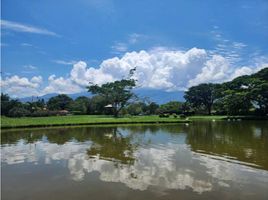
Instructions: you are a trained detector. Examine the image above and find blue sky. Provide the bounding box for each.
[1,0,268,97]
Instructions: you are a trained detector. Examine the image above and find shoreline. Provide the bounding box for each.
[1,120,190,129]
[1,115,190,129]
[1,115,267,130]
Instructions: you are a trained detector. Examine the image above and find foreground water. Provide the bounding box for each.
[1,121,268,200]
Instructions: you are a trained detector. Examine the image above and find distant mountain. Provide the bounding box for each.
[19,89,185,104]
[134,89,185,104]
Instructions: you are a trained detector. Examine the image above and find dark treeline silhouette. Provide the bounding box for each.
[1,67,267,117]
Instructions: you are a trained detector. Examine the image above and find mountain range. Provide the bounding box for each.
[19,89,185,104]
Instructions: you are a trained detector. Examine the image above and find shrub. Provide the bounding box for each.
[8,107,30,117]
[30,110,58,117]
[179,114,186,119]
[159,113,170,118]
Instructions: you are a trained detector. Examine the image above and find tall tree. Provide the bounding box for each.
[70,96,90,114]
[223,91,252,115]
[88,95,110,114]
[1,93,21,116]
[47,94,73,110]
[184,83,221,115]
[87,69,136,117]
[250,82,268,115]
[157,101,183,114]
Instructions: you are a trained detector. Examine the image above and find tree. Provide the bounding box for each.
[1,93,21,116]
[88,95,110,114]
[184,83,221,115]
[87,69,136,117]
[222,91,252,115]
[146,102,159,115]
[1,93,11,115]
[250,83,268,115]
[25,99,46,113]
[222,67,268,115]
[157,101,183,114]
[70,96,90,114]
[126,103,144,115]
[47,94,73,110]
[8,107,31,117]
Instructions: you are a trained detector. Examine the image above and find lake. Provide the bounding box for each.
[1,121,268,200]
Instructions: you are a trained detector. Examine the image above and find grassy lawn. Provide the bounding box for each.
[1,115,188,129]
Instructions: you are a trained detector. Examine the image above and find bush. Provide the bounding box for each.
[159,113,170,118]
[71,111,83,115]
[179,114,186,119]
[8,107,30,117]
[29,110,58,117]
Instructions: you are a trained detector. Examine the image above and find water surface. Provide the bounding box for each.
[1,121,268,199]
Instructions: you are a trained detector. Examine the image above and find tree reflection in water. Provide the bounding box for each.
[86,127,137,165]
[1,122,268,196]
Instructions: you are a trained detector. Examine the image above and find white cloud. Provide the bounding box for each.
[76,48,266,90]
[111,42,128,54]
[43,75,83,94]
[232,42,247,49]
[1,19,58,36]
[111,33,147,54]
[23,65,37,70]
[53,60,77,65]
[70,61,114,86]
[1,48,267,98]
[95,47,208,90]
[229,63,268,80]
[0,75,43,97]
[21,43,33,47]
[188,55,230,87]
[31,76,43,84]
[128,33,144,44]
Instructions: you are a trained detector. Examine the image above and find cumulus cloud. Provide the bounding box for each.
[70,61,114,86]
[70,48,208,91]
[0,75,43,97]
[1,48,267,97]
[43,75,83,94]
[188,55,230,87]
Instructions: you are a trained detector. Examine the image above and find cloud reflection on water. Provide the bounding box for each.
[2,131,268,195]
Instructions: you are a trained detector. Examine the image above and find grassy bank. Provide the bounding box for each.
[2,115,266,129]
[188,115,268,121]
[188,115,227,120]
[1,115,189,129]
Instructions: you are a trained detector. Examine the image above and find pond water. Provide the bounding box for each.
[1,121,268,200]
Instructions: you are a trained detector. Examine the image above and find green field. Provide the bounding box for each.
[2,115,265,129]
[1,115,190,129]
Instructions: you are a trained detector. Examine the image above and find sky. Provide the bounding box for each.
[1,0,268,97]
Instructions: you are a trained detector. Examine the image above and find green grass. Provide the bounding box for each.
[188,115,227,120]
[1,115,189,129]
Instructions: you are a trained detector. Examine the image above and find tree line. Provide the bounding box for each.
[1,92,185,117]
[1,67,267,117]
[184,67,268,116]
